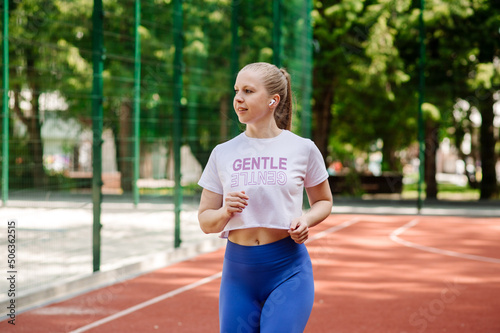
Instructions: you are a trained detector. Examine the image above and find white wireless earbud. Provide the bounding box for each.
[269,99,276,106]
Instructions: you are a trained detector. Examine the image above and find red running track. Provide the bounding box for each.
[2,214,500,333]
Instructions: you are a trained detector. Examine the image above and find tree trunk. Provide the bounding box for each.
[311,83,333,164]
[381,140,397,172]
[219,95,228,141]
[186,58,211,169]
[479,93,498,199]
[118,101,133,192]
[166,140,173,180]
[424,121,439,199]
[26,49,47,188]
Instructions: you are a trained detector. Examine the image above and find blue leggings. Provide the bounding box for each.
[219,236,314,333]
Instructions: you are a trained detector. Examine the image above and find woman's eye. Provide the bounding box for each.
[234,89,252,94]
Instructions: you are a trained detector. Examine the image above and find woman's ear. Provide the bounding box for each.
[269,95,280,108]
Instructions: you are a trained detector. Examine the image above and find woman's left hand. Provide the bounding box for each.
[289,217,309,244]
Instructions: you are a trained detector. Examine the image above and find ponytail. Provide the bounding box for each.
[274,68,292,130]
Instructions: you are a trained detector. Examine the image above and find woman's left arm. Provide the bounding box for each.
[289,179,333,243]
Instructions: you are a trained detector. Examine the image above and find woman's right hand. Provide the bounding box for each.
[198,189,248,234]
[223,191,249,218]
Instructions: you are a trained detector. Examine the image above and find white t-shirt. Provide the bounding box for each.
[198,130,329,238]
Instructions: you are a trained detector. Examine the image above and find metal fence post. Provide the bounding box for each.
[417,0,426,213]
[173,0,183,248]
[133,0,141,206]
[301,0,313,139]
[2,0,9,205]
[92,0,104,272]
[272,0,282,68]
[230,0,241,137]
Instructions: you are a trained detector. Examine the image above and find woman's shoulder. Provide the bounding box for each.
[212,133,245,152]
[282,130,314,146]
[280,131,323,159]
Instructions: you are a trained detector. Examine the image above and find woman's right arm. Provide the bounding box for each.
[198,189,249,234]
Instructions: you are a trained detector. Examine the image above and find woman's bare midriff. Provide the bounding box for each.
[228,227,290,246]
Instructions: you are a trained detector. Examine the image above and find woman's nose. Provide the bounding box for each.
[234,93,243,103]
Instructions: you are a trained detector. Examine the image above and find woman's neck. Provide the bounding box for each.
[245,124,283,139]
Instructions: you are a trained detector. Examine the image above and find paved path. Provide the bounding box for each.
[0,194,223,313]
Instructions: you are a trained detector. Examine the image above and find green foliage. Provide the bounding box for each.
[2,0,314,192]
[313,0,417,170]
[313,0,499,185]
[422,102,440,123]
[2,0,498,197]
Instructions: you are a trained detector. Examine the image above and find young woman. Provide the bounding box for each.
[198,62,333,332]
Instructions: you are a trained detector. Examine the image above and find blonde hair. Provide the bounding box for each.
[239,62,293,130]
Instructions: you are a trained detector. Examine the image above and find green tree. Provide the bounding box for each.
[6,0,92,188]
[312,0,414,170]
[395,0,480,199]
[464,2,500,199]
[311,0,365,161]
[313,0,499,201]
[405,0,500,199]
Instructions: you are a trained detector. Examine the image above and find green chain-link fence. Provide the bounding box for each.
[0,0,313,300]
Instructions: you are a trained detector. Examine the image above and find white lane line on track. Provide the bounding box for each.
[390,219,500,265]
[69,272,223,333]
[70,217,359,333]
[307,218,360,243]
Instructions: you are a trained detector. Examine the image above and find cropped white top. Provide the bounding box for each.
[198,130,329,238]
